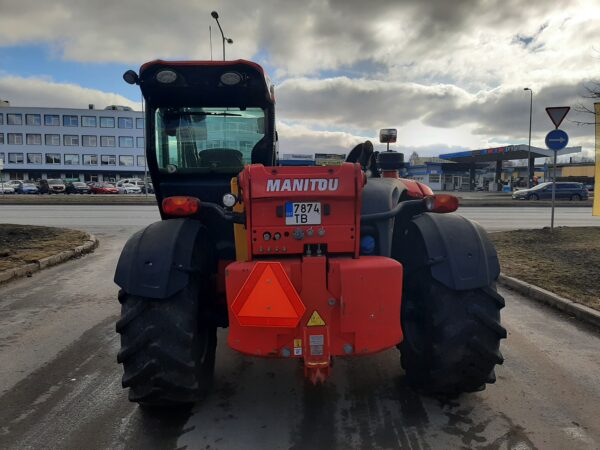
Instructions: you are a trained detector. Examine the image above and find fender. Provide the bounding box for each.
[114,218,213,299]
[395,213,500,291]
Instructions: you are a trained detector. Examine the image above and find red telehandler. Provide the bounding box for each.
[115,60,506,407]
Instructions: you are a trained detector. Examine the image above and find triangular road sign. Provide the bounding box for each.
[545,106,570,129]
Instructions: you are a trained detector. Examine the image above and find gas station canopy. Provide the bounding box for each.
[439,144,582,164]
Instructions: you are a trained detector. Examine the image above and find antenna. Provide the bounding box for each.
[209,25,213,61]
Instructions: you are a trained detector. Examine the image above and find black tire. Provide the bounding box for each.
[570,194,581,201]
[399,267,506,395]
[528,194,539,200]
[116,277,217,407]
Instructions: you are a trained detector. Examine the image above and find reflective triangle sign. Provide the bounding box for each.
[545,106,570,129]
[231,262,305,328]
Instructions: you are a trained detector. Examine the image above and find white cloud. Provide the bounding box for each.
[0,0,598,157]
[0,75,140,110]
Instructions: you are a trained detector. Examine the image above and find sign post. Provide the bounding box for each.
[594,103,600,217]
[545,106,570,231]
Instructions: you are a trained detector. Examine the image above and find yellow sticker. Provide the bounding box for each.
[307,310,326,327]
[294,339,302,348]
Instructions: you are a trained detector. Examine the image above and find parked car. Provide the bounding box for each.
[65,181,91,194]
[117,182,142,194]
[512,182,589,201]
[0,183,15,194]
[90,182,119,194]
[39,179,66,194]
[7,180,24,190]
[140,182,154,194]
[16,183,39,194]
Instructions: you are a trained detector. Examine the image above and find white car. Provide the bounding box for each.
[0,183,15,194]
[118,183,142,194]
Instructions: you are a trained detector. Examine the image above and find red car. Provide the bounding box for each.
[90,182,119,194]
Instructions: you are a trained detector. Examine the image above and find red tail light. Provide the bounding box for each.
[424,194,459,213]
[162,196,200,216]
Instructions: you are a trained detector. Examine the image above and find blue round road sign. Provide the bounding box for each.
[545,129,568,150]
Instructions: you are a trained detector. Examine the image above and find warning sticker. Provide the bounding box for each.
[307,310,326,327]
[310,345,324,356]
[309,335,324,346]
[293,338,302,356]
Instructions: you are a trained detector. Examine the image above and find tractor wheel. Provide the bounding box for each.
[399,267,506,395]
[116,279,217,408]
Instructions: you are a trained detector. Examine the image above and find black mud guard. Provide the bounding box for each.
[398,213,500,291]
[114,218,213,299]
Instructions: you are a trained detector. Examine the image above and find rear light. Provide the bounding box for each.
[424,195,459,213]
[162,196,200,216]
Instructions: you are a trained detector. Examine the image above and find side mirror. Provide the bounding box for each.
[379,128,397,144]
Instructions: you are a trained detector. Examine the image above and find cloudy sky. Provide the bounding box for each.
[1,0,599,157]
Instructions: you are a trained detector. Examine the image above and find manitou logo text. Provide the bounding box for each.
[266,178,339,192]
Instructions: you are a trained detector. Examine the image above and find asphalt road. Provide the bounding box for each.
[0,204,599,232]
[0,206,599,449]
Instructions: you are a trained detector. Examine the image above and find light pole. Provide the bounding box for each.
[211,11,233,61]
[524,87,533,187]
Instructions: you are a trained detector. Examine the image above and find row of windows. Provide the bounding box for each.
[0,152,146,167]
[0,113,143,129]
[0,133,143,148]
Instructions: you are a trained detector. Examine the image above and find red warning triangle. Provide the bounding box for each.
[545,106,570,129]
[232,262,305,328]
[238,265,298,318]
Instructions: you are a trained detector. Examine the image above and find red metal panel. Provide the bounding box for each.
[238,163,364,258]
[225,256,403,358]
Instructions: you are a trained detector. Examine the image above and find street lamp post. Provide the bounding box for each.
[524,88,533,188]
[211,11,233,61]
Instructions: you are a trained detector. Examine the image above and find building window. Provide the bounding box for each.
[81,116,97,127]
[8,133,23,145]
[136,118,144,129]
[119,155,134,166]
[7,114,22,125]
[27,153,42,164]
[63,115,79,127]
[83,154,98,165]
[45,153,61,164]
[429,174,441,183]
[137,155,146,166]
[8,153,24,163]
[0,114,3,125]
[119,136,134,148]
[118,117,133,129]
[100,117,115,128]
[44,114,60,126]
[64,154,80,165]
[45,134,60,146]
[101,155,116,165]
[64,135,80,146]
[0,134,3,145]
[82,135,98,147]
[26,134,42,145]
[136,137,144,148]
[25,114,42,126]
[100,135,116,147]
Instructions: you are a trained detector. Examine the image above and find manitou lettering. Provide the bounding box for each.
[266,178,339,192]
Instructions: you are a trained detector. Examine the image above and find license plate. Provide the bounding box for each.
[285,202,321,225]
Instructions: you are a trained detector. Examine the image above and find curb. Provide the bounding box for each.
[498,273,600,329]
[0,233,99,285]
